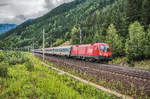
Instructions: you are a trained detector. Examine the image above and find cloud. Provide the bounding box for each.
[0,0,73,24]
[44,0,72,9]
[0,3,8,7]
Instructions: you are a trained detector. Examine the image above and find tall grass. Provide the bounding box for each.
[0,51,117,99]
[0,51,33,77]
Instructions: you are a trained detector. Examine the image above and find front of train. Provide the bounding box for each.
[98,43,112,61]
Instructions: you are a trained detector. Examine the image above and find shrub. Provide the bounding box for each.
[24,61,34,71]
[0,63,10,77]
[2,51,30,65]
[0,53,5,62]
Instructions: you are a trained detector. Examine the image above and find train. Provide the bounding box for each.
[32,41,112,62]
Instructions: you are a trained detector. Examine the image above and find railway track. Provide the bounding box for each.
[41,62,133,99]
[34,53,150,97]
[35,53,150,80]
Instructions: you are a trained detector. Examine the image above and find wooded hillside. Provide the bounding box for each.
[0,0,150,60]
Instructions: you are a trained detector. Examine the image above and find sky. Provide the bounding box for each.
[0,0,72,24]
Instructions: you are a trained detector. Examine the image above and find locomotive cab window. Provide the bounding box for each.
[101,45,109,52]
[100,45,105,52]
[94,46,98,50]
[105,46,109,52]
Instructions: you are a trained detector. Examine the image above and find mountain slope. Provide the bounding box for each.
[0,0,120,48]
[0,0,149,50]
[0,24,17,35]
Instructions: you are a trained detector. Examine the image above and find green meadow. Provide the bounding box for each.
[0,51,117,99]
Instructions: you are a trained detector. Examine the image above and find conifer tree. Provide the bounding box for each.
[127,0,142,22]
[125,21,146,60]
[106,24,123,57]
[93,29,104,42]
[144,25,150,58]
[141,0,150,25]
[71,26,80,44]
[127,0,150,25]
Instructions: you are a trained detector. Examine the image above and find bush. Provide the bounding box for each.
[0,51,29,65]
[0,63,10,77]
[24,61,34,71]
[0,53,5,62]
[0,51,30,77]
[8,54,29,65]
[0,51,32,77]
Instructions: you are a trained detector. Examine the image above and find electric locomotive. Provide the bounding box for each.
[71,42,111,61]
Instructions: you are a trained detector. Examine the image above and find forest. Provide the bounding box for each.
[0,0,150,61]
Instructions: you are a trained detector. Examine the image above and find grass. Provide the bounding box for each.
[0,51,32,77]
[109,57,150,70]
[0,51,117,99]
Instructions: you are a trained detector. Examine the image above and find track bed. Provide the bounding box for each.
[34,53,150,97]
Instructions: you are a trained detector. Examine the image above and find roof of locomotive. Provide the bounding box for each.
[72,42,109,47]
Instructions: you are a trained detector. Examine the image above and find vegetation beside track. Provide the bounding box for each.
[37,54,149,99]
[109,57,150,70]
[0,51,117,99]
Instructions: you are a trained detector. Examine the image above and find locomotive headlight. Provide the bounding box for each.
[99,53,102,56]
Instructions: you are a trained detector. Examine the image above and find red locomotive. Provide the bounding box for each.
[33,41,111,61]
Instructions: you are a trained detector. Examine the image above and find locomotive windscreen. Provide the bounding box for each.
[100,45,109,52]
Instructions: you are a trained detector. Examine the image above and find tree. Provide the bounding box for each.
[71,26,80,44]
[125,21,147,60]
[127,0,142,22]
[141,0,150,25]
[64,32,71,40]
[127,0,150,25]
[144,25,150,58]
[106,24,124,57]
[93,28,104,42]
